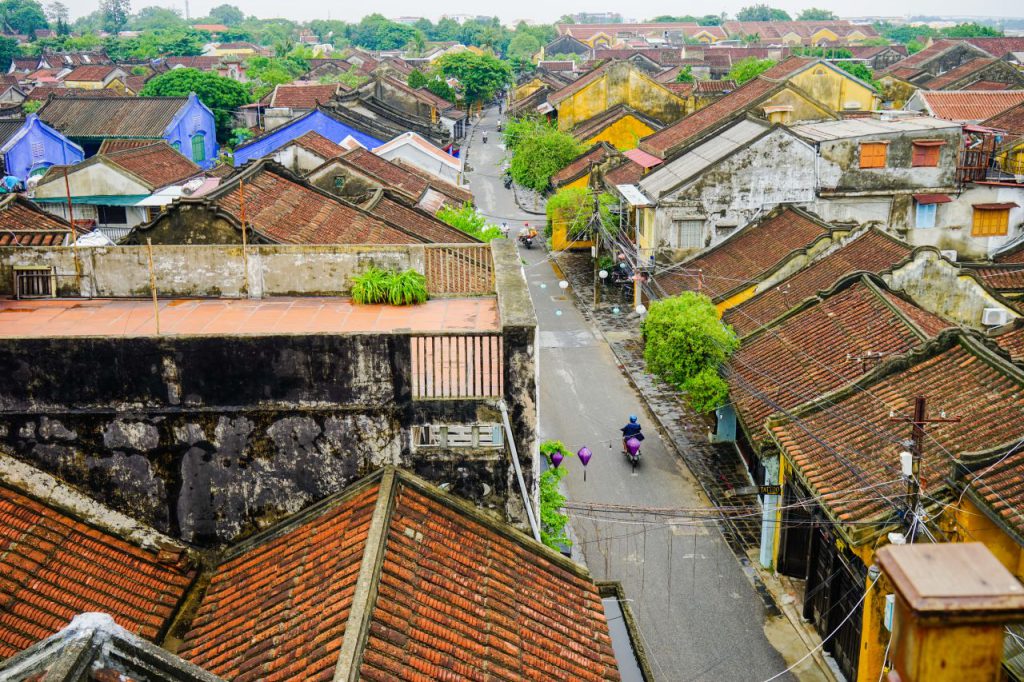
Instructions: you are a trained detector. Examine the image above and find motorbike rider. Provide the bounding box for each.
[620,415,644,452]
[519,224,538,243]
[482,131,488,143]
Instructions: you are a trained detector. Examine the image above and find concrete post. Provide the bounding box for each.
[876,542,1024,682]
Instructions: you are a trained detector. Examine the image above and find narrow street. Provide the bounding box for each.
[466,107,806,681]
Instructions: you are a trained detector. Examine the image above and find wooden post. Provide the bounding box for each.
[146,238,160,335]
[239,179,249,296]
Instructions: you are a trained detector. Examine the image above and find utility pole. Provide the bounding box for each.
[890,396,960,538]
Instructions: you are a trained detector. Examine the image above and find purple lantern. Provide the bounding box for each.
[577,446,592,481]
[550,449,564,468]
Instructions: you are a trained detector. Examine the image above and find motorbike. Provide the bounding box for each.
[518,233,535,249]
[623,436,642,471]
[482,132,488,144]
[503,171,512,189]
[497,120,503,132]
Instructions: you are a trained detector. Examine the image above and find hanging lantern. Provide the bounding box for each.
[550,449,564,468]
[577,446,592,481]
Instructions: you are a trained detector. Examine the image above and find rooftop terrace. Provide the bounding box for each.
[0,296,498,338]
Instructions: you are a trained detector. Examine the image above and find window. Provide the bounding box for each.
[414,424,503,449]
[912,141,943,167]
[672,219,703,249]
[191,133,205,163]
[333,175,346,190]
[915,203,936,229]
[172,141,181,152]
[30,142,43,159]
[859,142,887,169]
[98,205,127,225]
[972,205,1012,237]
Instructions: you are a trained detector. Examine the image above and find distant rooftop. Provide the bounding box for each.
[790,115,960,142]
[0,297,499,338]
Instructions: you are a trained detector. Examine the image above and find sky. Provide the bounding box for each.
[65,0,1024,24]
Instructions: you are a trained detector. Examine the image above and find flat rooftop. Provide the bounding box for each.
[0,297,499,338]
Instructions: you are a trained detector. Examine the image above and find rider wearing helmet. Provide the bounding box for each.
[620,415,644,451]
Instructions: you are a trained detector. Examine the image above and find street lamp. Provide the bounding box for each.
[599,270,608,280]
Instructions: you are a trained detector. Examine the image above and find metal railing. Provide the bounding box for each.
[410,333,503,399]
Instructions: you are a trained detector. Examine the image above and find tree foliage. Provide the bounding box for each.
[539,439,572,550]
[728,57,776,84]
[796,8,837,20]
[874,20,1003,46]
[0,35,17,70]
[835,60,878,88]
[349,13,416,50]
[735,5,791,21]
[208,3,243,26]
[0,0,48,36]
[650,14,723,25]
[641,292,738,413]
[675,65,695,83]
[435,51,510,105]
[99,0,129,33]
[140,68,250,142]
[507,32,540,61]
[407,68,428,89]
[128,5,185,31]
[545,187,617,239]
[436,203,502,241]
[793,45,852,58]
[505,118,583,192]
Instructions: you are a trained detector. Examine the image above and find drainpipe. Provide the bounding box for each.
[499,399,541,543]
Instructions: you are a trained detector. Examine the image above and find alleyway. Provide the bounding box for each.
[465,107,807,681]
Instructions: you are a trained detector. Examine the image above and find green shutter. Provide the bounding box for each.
[191,134,205,163]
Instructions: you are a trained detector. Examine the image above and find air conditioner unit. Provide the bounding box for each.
[939,249,958,262]
[982,307,1013,327]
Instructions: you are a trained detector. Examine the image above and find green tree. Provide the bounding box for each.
[405,29,426,56]
[0,0,48,36]
[436,203,501,241]
[507,32,540,61]
[22,99,42,113]
[835,60,878,88]
[407,68,428,89]
[546,187,617,239]
[506,118,583,192]
[796,8,838,20]
[906,39,925,54]
[728,57,776,84]
[208,3,243,26]
[0,35,17,70]
[424,75,455,102]
[941,22,1001,37]
[435,51,510,105]
[675,65,695,83]
[538,440,572,549]
[99,0,129,33]
[735,4,791,21]
[140,68,250,142]
[641,292,739,413]
[129,6,186,31]
[349,13,415,50]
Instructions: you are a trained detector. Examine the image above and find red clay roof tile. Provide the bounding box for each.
[103,141,200,188]
[923,57,1000,90]
[967,448,1024,540]
[727,277,950,443]
[0,485,195,657]
[0,195,77,246]
[64,65,119,82]
[722,229,912,336]
[552,143,614,187]
[916,89,1024,122]
[770,335,1024,533]
[291,130,345,159]
[269,83,339,109]
[655,206,832,302]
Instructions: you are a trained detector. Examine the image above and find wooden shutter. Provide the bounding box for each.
[972,207,1009,237]
[911,141,942,167]
[859,142,887,169]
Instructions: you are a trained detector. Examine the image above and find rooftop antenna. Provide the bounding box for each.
[184,0,190,21]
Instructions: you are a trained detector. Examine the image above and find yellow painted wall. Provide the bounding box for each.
[637,207,656,252]
[583,114,657,151]
[761,87,838,123]
[789,64,880,112]
[562,173,590,191]
[555,62,688,131]
[879,76,918,109]
[716,285,756,314]
[210,46,256,57]
[552,223,594,250]
[811,28,839,43]
[64,80,104,90]
[514,78,545,102]
[952,497,1024,579]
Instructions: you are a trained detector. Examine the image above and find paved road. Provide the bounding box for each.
[466,107,798,681]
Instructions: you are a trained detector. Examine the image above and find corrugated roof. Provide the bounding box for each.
[639,117,770,197]
[38,95,190,138]
[789,115,959,142]
[0,117,24,147]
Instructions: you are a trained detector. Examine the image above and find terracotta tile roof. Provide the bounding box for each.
[964,80,1011,91]
[696,79,738,94]
[0,485,195,657]
[655,206,833,302]
[179,470,620,681]
[915,90,1024,122]
[882,66,924,82]
[664,82,693,97]
[390,159,473,206]
[728,276,950,442]
[770,335,1024,534]
[269,83,339,109]
[103,141,200,188]
[164,55,224,70]
[923,57,1000,90]
[967,448,1024,541]
[982,101,1024,134]
[291,130,344,159]
[963,37,1024,58]
[340,147,428,197]
[97,138,156,153]
[970,265,1024,292]
[363,191,477,243]
[604,158,644,186]
[0,194,77,246]
[882,39,960,72]
[996,241,1024,264]
[552,142,614,187]
[38,95,190,138]
[124,75,149,93]
[995,325,1024,363]
[63,65,118,82]
[26,85,119,101]
[548,61,613,104]
[722,229,912,336]
[210,163,429,244]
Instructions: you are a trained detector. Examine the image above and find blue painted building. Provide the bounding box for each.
[0,115,83,182]
[233,108,384,166]
[37,93,218,169]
